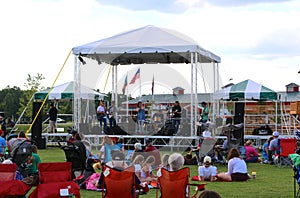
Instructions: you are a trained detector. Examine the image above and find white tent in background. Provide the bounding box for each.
[72,25,221,135]
[34,81,106,100]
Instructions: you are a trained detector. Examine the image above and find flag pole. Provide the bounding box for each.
[126,74,129,123]
[139,68,141,101]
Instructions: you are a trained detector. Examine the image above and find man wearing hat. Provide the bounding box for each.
[198,156,217,181]
[268,131,280,164]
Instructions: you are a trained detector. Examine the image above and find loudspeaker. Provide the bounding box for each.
[31,102,43,149]
[234,102,244,124]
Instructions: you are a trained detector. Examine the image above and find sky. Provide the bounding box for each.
[1,0,300,94]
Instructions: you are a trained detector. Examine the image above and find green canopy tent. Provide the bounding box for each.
[34,81,106,100]
[215,79,277,101]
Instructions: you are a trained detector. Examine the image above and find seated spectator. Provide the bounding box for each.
[262,137,274,164]
[141,155,155,181]
[145,140,161,167]
[27,145,41,176]
[156,154,170,177]
[0,130,6,154]
[96,150,149,194]
[68,130,79,143]
[268,131,280,164]
[168,153,184,171]
[217,148,249,182]
[184,149,198,165]
[214,139,229,162]
[130,142,145,161]
[198,190,222,198]
[106,150,129,170]
[244,140,259,163]
[198,156,217,181]
[132,154,145,180]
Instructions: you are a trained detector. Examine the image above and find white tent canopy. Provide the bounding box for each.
[72,25,221,135]
[34,81,106,100]
[73,25,220,64]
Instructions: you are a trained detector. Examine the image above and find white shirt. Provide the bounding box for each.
[227,157,247,174]
[198,165,217,179]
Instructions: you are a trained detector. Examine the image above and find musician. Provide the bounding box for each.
[152,109,164,130]
[107,101,118,128]
[200,101,209,123]
[171,101,182,135]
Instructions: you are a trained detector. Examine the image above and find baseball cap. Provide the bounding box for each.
[134,143,142,150]
[203,156,212,164]
[273,131,279,137]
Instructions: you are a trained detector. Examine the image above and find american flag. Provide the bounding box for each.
[122,75,128,95]
[129,68,140,84]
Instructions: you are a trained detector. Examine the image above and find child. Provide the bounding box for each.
[132,154,145,180]
[198,156,217,181]
[28,145,42,176]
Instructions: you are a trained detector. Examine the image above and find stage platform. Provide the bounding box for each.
[31,133,296,150]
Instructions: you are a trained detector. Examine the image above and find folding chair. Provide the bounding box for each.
[0,163,32,198]
[156,167,190,198]
[198,138,217,164]
[275,138,297,167]
[101,165,138,198]
[28,162,80,198]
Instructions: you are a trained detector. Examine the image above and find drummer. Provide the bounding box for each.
[152,109,165,130]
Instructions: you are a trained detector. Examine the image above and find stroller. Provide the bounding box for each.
[58,140,88,179]
[8,138,35,177]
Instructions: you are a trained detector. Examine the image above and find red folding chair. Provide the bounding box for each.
[156,167,190,198]
[276,138,297,167]
[101,165,138,198]
[0,163,32,198]
[29,162,80,198]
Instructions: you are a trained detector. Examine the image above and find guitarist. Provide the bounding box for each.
[171,101,182,135]
[107,101,117,128]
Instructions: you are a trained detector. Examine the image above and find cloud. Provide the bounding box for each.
[96,0,293,13]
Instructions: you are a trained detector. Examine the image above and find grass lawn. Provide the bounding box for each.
[33,147,296,198]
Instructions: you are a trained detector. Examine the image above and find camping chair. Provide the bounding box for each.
[197,138,217,164]
[28,162,80,198]
[101,165,138,198]
[0,163,32,198]
[275,138,297,167]
[156,167,190,198]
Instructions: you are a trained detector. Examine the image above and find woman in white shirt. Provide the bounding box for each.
[217,148,249,181]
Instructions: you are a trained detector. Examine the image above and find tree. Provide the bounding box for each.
[0,86,22,119]
[17,73,45,122]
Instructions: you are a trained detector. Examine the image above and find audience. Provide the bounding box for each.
[198,190,222,198]
[198,156,217,181]
[262,137,274,164]
[244,140,259,163]
[217,148,249,182]
[268,131,280,164]
[27,145,41,176]
[168,152,184,171]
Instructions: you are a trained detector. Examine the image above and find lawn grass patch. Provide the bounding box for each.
[34,147,295,198]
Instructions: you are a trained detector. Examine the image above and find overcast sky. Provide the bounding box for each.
[1,0,299,93]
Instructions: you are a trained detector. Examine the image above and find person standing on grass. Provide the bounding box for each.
[47,102,57,133]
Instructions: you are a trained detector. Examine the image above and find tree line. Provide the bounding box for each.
[0,73,72,123]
